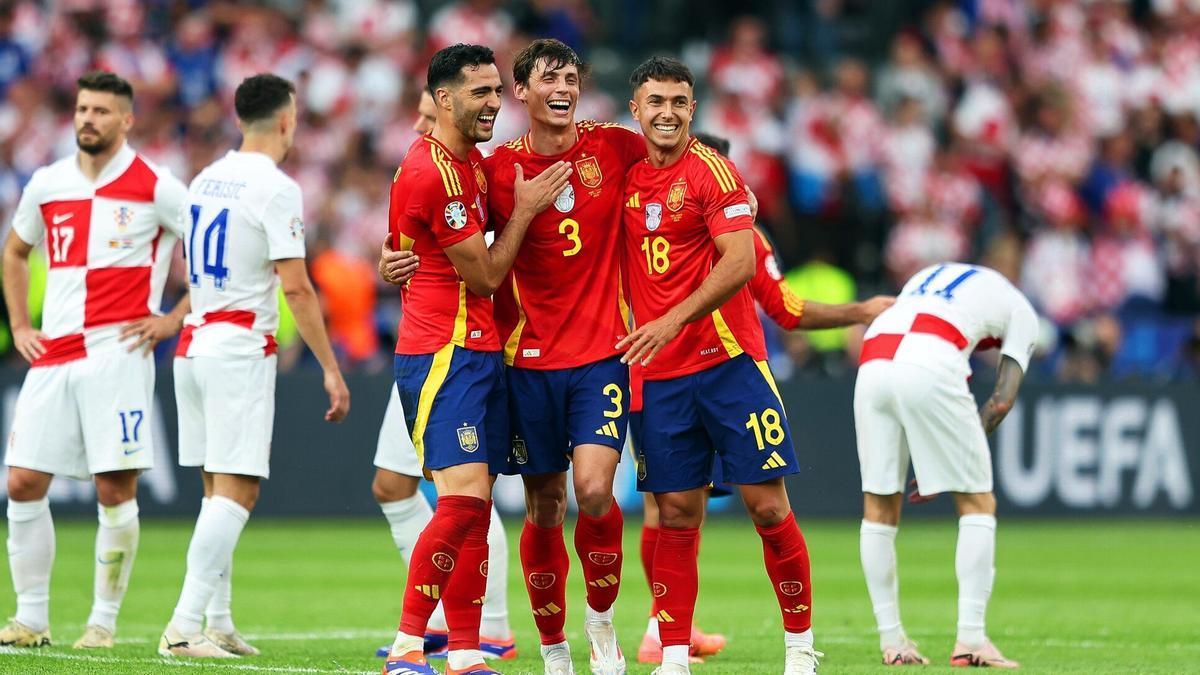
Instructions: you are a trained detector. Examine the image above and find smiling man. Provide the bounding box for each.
[483,38,646,675]
[618,57,822,675]
[1,71,189,651]
[381,43,570,675]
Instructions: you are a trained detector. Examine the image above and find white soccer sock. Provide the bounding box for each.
[168,496,249,637]
[480,505,511,638]
[785,628,814,651]
[860,519,906,650]
[87,499,139,632]
[955,513,996,648]
[662,644,691,669]
[380,494,433,566]
[6,498,54,633]
[646,616,659,640]
[200,498,237,634]
[447,648,486,670]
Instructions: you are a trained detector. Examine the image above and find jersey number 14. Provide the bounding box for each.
[188,205,230,290]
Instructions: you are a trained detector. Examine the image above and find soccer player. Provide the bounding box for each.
[483,38,647,675]
[1,71,189,650]
[159,73,350,658]
[618,57,821,675]
[381,44,570,675]
[633,132,895,666]
[855,262,1035,668]
[372,88,515,662]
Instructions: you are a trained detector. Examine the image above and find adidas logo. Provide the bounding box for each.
[655,609,675,623]
[761,451,787,470]
[534,602,563,616]
[782,603,810,614]
[414,584,440,600]
[587,573,619,588]
[595,421,620,438]
[625,193,641,208]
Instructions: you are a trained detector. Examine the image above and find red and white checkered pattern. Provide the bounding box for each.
[11,143,187,367]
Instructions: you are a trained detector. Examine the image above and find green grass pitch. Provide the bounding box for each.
[0,517,1195,673]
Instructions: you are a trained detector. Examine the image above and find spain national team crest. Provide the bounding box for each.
[113,205,134,230]
[457,425,480,453]
[512,438,528,465]
[529,572,556,590]
[575,155,602,188]
[588,552,619,566]
[645,203,663,232]
[666,180,687,212]
[637,452,648,480]
[432,551,455,572]
[473,163,487,193]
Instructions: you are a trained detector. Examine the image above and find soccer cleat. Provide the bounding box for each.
[479,635,518,660]
[650,665,691,675]
[585,616,626,675]
[541,641,576,675]
[882,639,930,665]
[446,662,501,675]
[950,640,1019,669]
[425,628,450,654]
[383,649,438,674]
[157,631,238,658]
[783,645,824,674]
[0,618,51,647]
[73,624,114,649]
[636,633,704,664]
[689,626,727,657]
[204,628,260,656]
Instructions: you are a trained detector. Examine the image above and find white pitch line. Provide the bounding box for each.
[0,648,376,674]
[114,628,386,645]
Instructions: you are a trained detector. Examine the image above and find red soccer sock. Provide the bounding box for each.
[575,501,624,613]
[520,519,570,645]
[399,495,489,638]
[756,511,813,633]
[443,500,492,651]
[640,524,660,615]
[653,526,700,647]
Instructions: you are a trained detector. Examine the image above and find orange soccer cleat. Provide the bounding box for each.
[950,640,1020,669]
[636,632,705,664]
[688,626,727,657]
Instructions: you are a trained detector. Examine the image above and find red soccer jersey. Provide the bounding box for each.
[485,121,646,369]
[750,227,805,330]
[389,135,499,354]
[622,138,766,380]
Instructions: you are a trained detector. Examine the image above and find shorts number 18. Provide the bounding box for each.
[746,408,784,450]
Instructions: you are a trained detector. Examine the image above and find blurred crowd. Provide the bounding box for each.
[0,0,1198,383]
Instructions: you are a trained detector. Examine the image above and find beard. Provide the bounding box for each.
[455,107,492,143]
[76,130,114,155]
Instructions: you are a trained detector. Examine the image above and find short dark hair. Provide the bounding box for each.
[512,38,588,86]
[693,132,730,156]
[234,73,296,124]
[77,71,134,101]
[427,43,496,95]
[629,56,694,93]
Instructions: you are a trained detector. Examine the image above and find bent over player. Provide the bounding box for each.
[854,262,1036,668]
[382,44,569,675]
[1,71,188,650]
[161,73,350,658]
[618,58,821,675]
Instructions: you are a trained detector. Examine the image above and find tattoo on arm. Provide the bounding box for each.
[980,355,1025,434]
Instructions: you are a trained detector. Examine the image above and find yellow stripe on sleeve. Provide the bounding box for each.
[690,145,737,193]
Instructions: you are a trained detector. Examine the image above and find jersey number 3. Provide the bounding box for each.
[188,205,230,290]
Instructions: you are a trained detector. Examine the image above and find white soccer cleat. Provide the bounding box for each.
[158,630,238,658]
[783,645,824,674]
[950,639,1019,668]
[0,618,51,647]
[650,664,691,675]
[204,628,260,656]
[541,640,576,675]
[73,624,114,649]
[585,614,626,675]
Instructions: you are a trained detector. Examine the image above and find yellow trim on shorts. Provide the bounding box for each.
[711,308,745,359]
[503,272,526,366]
[754,359,784,411]
[412,343,456,463]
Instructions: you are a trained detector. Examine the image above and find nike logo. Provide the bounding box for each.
[123,446,142,456]
[52,212,74,225]
[97,552,124,565]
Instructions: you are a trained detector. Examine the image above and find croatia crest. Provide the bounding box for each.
[113,205,134,230]
[666,180,687,212]
[457,425,480,452]
[575,155,602,187]
[473,163,488,193]
[645,203,663,231]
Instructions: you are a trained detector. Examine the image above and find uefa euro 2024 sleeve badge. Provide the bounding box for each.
[444,201,468,230]
[645,203,662,231]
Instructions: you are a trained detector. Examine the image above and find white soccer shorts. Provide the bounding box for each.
[373,383,422,477]
[5,349,156,480]
[175,355,276,479]
[853,360,993,496]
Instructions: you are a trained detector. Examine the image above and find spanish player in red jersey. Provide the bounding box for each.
[617,57,821,675]
[382,44,570,675]
[632,132,894,666]
[482,39,645,675]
